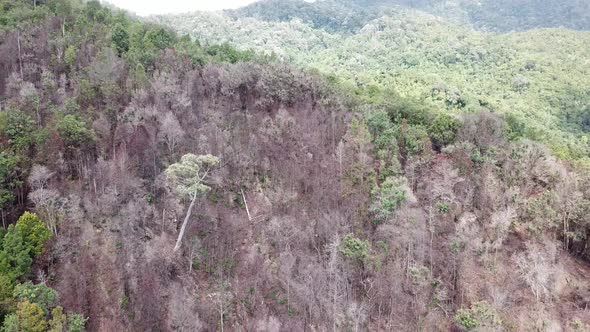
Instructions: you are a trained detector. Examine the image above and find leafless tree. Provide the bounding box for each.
[326,236,344,331]
[513,241,558,301]
[28,165,53,190]
[209,276,232,332]
[19,81,41,126]
[159,112,185,154]
[88,48,123,87]
[335,140,345,178]
[29,188,65,235]
[187,236,202,272]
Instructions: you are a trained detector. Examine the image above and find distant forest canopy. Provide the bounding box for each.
[156,2,590,163]
[227,0,590,32]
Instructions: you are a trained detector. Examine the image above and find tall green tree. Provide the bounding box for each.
[0,228,32,282]
[0,153,20,226]
[111,23,129,56]
[14,212,51,257]
[13,282,57,313]
[14,300,47,332]
[166,154,219,251]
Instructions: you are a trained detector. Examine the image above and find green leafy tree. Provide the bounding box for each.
[56,115,93,149]
[64,45,78,70]
[13,282,57,313]
[2,109,35,151]
[369,177,407,224]
[67,313,87,332]
[0,153,20,222]
[0,275,14,302]
[14,212,51,257]
[429,113,460,148]
[0,227,33,282]
[176,34,206,65]
[14,300,47,332]
[399,124,429,156]
[145,27,176,50]
[1,313,18,332]
[0,212,50,282]
[166,154,219,251]
[338,234,370,262]
[365,110,392,138]
[0,274,15,319]
[48,306,66,332]
[111,23,129,55]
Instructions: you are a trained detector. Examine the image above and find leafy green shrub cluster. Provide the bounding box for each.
[338,234,370,261]
[56,115,93,149]
[454,301,501,330]
[0,212,51,282]
[0,153,21,216]
[436,202,450,214]
[429,113,461,149]
[1,110,35,151]
[369,177,407,224]
[0,212,86,332]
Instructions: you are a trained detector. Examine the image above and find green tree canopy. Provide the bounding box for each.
[166,154,220,200]
[56,115,93,149]
[13,282,57,313]
[14,212,51,257]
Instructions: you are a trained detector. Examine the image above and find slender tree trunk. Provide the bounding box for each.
[241,188,251,221]
[17,30,23,79]
[174,195,197,251]
[220,301,224,332]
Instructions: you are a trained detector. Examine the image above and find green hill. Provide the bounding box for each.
[157,7,590,162]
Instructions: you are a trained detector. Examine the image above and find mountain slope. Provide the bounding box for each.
[226,0,590,32]
[157,8,590,161]
[1,1,590,331]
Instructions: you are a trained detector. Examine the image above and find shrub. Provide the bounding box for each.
[454,301,501,330]
[400,124,429,156]
[2,109,35,150]
[14,212,51,257]
[56,115,93,149]
[339,234,370,261]
[67,313,88,332]
[13,282,58,313]
[429,113,460,148]
[369,177,407,224]
[437,202,450,213]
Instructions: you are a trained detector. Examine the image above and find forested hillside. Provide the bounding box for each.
[0,0,590,331]
[228,0,590,32]
[157,3,590,163]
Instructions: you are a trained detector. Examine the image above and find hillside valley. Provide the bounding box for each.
[0,0,588,331]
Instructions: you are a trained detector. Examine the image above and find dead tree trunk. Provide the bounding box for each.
[174,194,197,251]
[17,30,23,79]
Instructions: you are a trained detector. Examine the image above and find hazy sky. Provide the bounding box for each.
[105,0,259,16]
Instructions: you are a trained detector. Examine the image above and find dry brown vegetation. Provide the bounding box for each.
[1,2,590,331]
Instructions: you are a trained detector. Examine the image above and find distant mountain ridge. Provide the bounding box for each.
[226,0,590,32]
[155,1,590,160]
